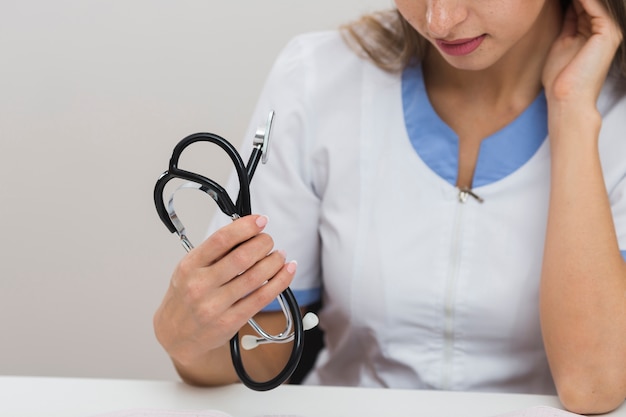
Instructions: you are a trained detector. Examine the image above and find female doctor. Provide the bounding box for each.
[153,0,626,413]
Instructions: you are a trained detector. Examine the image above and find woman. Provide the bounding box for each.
[153,0,626,413]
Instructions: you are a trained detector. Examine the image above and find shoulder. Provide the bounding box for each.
[270,30,386,84]
[262,29,396,109]
[279,30,353,63]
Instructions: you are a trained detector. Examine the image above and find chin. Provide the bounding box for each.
[439,52,501,72]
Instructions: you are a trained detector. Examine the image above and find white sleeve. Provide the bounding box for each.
[608,172,626,260]
[598,77,626,260]
[207,35,324,308]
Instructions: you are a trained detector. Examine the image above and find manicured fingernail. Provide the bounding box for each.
[277,249,287,258]
[286,260,298,274]
[255,215,269,228]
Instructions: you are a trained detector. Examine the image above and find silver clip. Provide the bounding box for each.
[253,110,274,164]
[458,187,484,204]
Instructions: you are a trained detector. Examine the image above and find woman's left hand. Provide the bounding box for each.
[542,0,622,104]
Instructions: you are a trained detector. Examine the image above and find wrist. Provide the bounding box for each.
[547,96,601,122]
[547,100,601,150]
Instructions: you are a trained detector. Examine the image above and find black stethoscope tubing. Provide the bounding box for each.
[154,131,304,391]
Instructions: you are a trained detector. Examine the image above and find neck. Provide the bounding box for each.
[422,1,563,106]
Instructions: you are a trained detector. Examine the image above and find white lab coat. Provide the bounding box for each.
[211,30,626,394]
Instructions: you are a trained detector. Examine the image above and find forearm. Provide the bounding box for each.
[171,343,239,387]
[159,310,296,387]
[541,103,626,413]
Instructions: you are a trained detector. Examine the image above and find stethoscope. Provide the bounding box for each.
[153,111,318,391]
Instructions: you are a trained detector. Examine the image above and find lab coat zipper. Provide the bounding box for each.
[441,195,464,390]
[441,187,481,389]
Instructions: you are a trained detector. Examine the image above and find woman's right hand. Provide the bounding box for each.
[153,214,297,384]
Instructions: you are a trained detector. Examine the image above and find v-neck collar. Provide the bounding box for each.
[402,64,548,188]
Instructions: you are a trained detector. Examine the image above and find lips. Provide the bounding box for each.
[435,35,486,57]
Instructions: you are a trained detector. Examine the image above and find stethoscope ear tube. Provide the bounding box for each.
[154,171,179,234]
[153,131,249,233]
[170,132,251,216]
[155,167,238,220]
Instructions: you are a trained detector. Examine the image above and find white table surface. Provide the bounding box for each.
[0,376,624,417]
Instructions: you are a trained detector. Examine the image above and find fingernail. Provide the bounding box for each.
[286,260,298,274]
[255,215,269,228]
[277,249,287,258]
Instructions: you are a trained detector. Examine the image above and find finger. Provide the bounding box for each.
[576,0,610,19]
[573,0,584,16]
[189,257,296,345]
[578,0,623,40]
[558,2,578,39]
[207,232,276,288]
[226,260,298,325]
[186,214,270,268]
[574,0,622,68]
[218,250,288,306]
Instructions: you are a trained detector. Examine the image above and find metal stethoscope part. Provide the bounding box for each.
[154,111,318,391]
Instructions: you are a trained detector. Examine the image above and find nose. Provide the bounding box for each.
[426,0,468,38]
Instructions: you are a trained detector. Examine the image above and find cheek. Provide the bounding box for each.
[394,0,428,37]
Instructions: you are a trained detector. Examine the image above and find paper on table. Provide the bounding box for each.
[493,406,582,417]
[92,405,576,417]
[90,409,303,417]
[90,410,232,417]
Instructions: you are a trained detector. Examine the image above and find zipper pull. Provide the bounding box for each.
[458,187,484,204]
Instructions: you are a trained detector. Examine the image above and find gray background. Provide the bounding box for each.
[0,0,391,380]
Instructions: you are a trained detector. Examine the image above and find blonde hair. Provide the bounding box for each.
[340,9,421,73]
[341,4,626,78]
